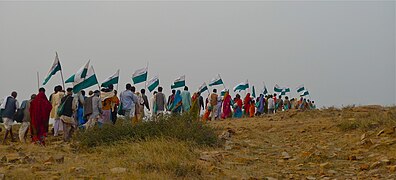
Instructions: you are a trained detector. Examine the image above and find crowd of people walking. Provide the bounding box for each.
[0,84,316,145]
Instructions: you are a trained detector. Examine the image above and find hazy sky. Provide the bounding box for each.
[0,1,395,107]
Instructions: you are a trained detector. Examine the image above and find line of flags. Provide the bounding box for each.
[42,53,313,99]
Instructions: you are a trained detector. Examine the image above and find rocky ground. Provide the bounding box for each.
[0,105,395,179]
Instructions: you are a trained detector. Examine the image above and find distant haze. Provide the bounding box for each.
[0,1,395,107]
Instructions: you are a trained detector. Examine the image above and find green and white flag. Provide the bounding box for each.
[281,90,287,96]
[147,76,160,92]
[198,82,208,94]
[101,69,119,88]
[73,65,98,93]
[262,85,268,95]
[221,89,227,96]
[171,75,185,89]
[132,67,148,84]
[233,80,249,92]
[274,84,283,93]
[284,87,291,93]
[296,85,305,93]
[65,60,90,83]
[43,52,62,85]
[301,90,310,97]
[252,86,256,98]
[209,74,224,87]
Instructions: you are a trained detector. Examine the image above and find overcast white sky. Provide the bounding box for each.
[0,1,395,107]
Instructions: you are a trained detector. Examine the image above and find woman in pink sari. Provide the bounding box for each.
[221,91,232,119]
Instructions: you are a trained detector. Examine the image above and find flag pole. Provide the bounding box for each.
[91,66,101,90]
[37,72,40,90]
[57,52,66,90]
[116,69,120,92]
[145,61,149,90]
[218,74,226,90]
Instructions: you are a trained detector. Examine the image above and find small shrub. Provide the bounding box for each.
[75,114,219,148]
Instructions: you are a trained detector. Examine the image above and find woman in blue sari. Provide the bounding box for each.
[170,90,183,114]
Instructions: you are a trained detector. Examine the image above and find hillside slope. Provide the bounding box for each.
[0,106,395,179]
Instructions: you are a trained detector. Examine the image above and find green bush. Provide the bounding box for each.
[75,114,219,148]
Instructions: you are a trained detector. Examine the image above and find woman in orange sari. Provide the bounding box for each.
[190,92,200,120]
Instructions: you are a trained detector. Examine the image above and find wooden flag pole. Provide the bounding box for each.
[57,52,66,90]
[37,72,40,90]
[145,61,149,90]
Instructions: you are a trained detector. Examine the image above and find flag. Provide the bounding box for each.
[147,76,160,92]
[233,80,249,92]
[274,84,283,93]
[281,90,287,96]
[73,65,98,93]
[132,67,148,84]
[65,60,90,83]
[171,75,186,89]
[252,86,256,98]
[263,85,268,95]
[43,52,62,85]
[301,90,310,97]
[221,89,227,96]
[101,69,119,87]
[208,74,224,87]
[296,85,305,93]
[284,87,291,93]
[198,82,208,94]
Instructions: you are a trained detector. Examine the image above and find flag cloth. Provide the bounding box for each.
[132,67,148,84]
[296,85,305,93]
[274,84,283,93]
[147,76,160,92]
[281,90,287,96]
[208,74,224,87]
[43,52,62,85]
[101,69,119,87]
[263,85,268,95]
[73,65,98,93]
[301,90,310,97]
[284,87,290,93]
[171,75,186,89]
[221,89,227,96]
[252,86,256,98]
[198,82,208,94]
[233,80,249,92]
[65,60,90,83]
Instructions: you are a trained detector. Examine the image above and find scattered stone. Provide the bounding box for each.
[45,156,55,163]
[349,155,357,161]
[388,165,396,172]
[328,170,337,175]
[320,162,330,169]
[306,176,316,180]
[281,152,291,160]
[377,129,385,136]
[70,167,86,174]
[7,155,21,163]
[0,174,5,180]
[370,161,382,170]
[360,164,369,171]
[0,156,6,163]
[265,177,277,180]
[44,162,53,166]
[110,167,127,174]
[381,159,391,165]
[53,155,64,164]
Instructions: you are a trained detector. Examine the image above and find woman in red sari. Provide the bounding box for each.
[29,88,52,145]
[243,93,251,116]
[221,91,232,119]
